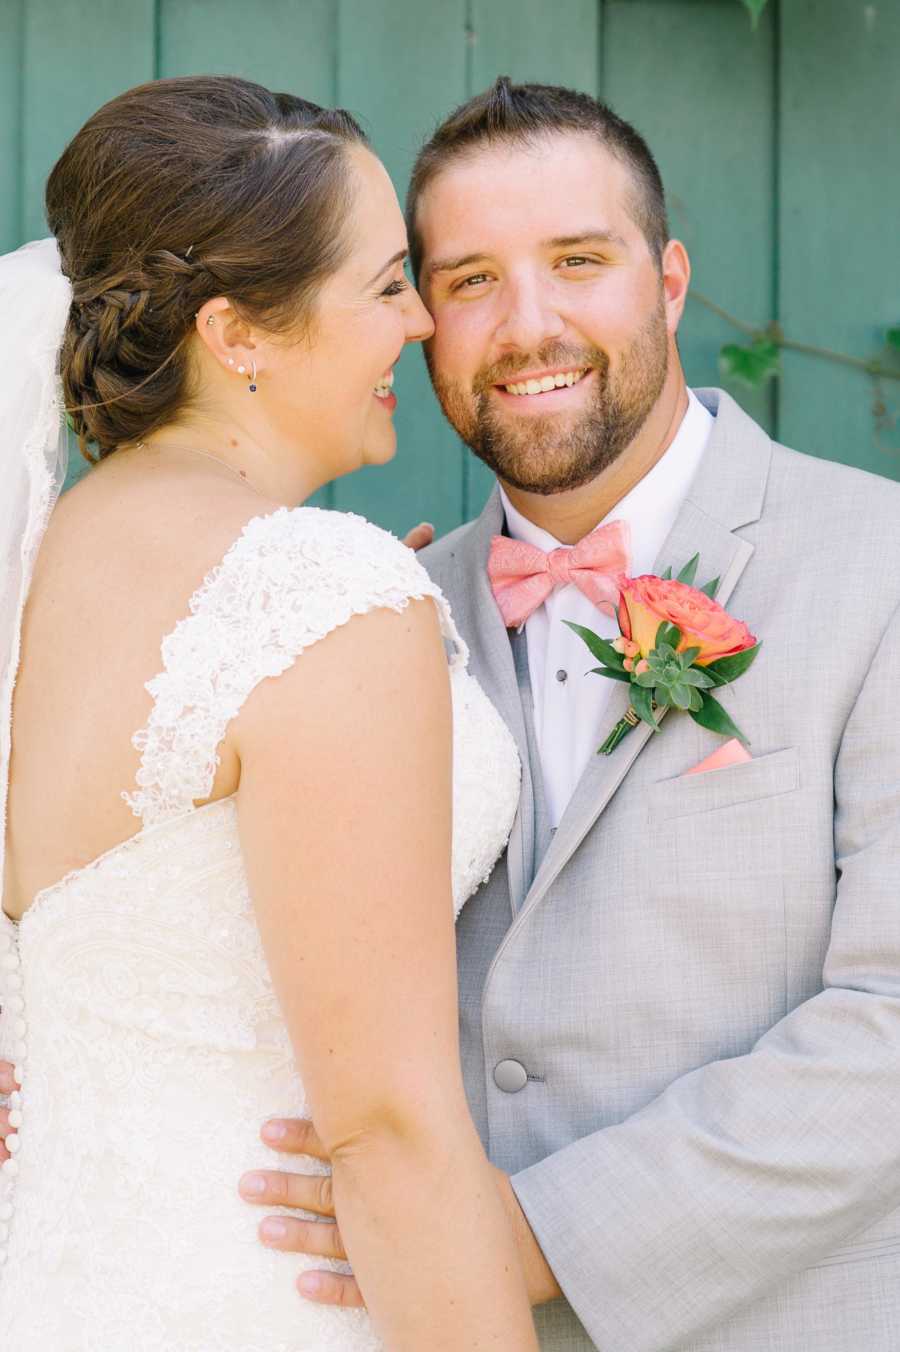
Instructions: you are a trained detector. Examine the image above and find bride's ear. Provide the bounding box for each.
[195,298,256,376]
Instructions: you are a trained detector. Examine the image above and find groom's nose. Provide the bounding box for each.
[493,273,565,353]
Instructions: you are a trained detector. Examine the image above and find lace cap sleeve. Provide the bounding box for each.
[122,506,467,827]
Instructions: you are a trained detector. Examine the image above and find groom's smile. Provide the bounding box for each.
[413,131,685,502]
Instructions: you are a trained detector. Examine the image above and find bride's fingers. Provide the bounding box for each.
[239,1169,335,1218]
[297,1270,365,1308]
[0,1061,16,1095]
[260,1117,329,1160]
[258,1215,347,1262]
[0,1106,9,1163]
[401,522,435,552]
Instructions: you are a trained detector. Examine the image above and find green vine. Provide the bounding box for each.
[739,0,770,27]
[688,290,900,451]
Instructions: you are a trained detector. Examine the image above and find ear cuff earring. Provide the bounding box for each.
[249,361,257,393]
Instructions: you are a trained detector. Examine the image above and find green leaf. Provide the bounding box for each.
[670,683,693,711]
[887,327,900,353]
[720,337,780,388]
[703,642,762,685]
[634,668,657,688]
[631,684,660,731]
[739,0,769,29]
[655,621,669,650]
[664,624,683,650]
[689,692,750,745]
[676,554,700,587]
[653,641,676,662]
[682,667,716,688]
[680,646,702,666]
[660,565,672,581]
[563,620,625,669]
[688,687,704,713]
[588,665,632,684]
[700,576,720,599]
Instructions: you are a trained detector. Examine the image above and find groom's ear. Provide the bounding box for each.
[661,239,691,334]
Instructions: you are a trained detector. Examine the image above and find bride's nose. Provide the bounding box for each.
[403,286,435,344]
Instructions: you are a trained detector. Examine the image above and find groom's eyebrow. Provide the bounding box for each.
[545,230,628,250]
[427,230,628,276]
[366,249,408,286]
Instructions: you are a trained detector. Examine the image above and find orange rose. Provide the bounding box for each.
[618,575,756,666]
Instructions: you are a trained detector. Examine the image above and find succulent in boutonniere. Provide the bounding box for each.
[564,554,761,755]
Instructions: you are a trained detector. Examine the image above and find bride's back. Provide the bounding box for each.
[3,458,267,921]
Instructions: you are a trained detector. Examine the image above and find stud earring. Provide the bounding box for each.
[237,365,246,374]
[206,316,215,326]
[249,361,257,393]
[227,358,235,367]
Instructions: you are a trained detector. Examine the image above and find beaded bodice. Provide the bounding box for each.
[0,507,520,1350]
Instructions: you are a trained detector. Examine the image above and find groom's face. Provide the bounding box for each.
[416,133,671,495]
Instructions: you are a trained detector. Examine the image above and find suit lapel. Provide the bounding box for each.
[521,388,773,920]
[452,488,536,913]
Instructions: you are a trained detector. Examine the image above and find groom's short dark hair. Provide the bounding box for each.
[406,77,669,281]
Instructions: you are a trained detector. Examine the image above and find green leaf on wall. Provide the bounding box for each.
[739,0,769,28]
[887,327,900,352]
[719,338,781,389]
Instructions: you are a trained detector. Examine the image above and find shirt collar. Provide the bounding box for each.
[499,387,713,551]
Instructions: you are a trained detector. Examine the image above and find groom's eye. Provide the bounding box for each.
[559,256,592,269]
[453,273,490,291]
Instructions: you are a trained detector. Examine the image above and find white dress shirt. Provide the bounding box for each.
[499,388,714,828]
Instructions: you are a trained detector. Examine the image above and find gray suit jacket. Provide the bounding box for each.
[421,389,900,1351]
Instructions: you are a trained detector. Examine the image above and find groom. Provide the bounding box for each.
[233,81,900,1350]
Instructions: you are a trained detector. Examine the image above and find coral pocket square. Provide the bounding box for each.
[684,739,752,777]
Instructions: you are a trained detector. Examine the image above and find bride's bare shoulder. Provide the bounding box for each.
[42,458,284,606]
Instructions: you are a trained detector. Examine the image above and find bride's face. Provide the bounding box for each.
[264,147,434,481]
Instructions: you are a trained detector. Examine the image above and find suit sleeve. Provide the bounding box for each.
[510,600,900,1352]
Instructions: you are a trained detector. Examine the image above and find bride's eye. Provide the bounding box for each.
[381,277,409,297]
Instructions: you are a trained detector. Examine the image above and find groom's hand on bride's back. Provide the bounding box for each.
[0,1060,17,1162]
[240,1116,562,1309]
[402,522,434,552]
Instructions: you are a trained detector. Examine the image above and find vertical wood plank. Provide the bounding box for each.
[159,0,335,104]
[0,0,24,254]
[603,0,776,433]
[462,0,603,517]
[469,0,599,93]
[22,0,156,242]
[778,0,900,479]
[331,0,469,537]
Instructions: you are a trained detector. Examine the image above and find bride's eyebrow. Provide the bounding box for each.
[366,249,408,287]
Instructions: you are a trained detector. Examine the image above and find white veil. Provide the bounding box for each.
[0,239,72,908]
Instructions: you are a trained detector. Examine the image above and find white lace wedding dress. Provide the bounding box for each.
[0,506,520,1351]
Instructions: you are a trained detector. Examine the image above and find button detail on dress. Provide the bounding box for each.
[555,669,568,683]
[493,1059,528,1093]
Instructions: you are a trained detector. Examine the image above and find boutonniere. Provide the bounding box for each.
[565,554,761,756]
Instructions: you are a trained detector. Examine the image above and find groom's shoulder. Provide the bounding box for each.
[419,516,481,583]
[767,438,900,545]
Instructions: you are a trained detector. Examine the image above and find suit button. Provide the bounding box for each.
[493,1059,528,1093]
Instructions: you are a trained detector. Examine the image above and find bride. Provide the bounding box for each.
[0,76,537,1349]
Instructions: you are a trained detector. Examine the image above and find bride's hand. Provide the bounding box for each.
[240,1116,563,1308]
[0,1060,17,1163]
[401,522,434,552]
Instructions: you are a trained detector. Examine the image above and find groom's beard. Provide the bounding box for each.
[426,298,669,496]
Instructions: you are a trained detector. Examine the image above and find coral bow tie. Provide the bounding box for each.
[488,520,631,629]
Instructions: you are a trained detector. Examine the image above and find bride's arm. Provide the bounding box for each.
[233,597,537,1351]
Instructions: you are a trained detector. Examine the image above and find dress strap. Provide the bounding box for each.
[123,507,466,827]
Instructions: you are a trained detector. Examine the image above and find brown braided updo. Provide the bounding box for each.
[46,76,368,462]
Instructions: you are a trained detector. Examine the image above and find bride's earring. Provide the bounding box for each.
[248,361,257,394]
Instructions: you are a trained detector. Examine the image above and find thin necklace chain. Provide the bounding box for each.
[134,440,270,501]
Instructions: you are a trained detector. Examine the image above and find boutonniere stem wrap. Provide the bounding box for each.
[565,554,761,756]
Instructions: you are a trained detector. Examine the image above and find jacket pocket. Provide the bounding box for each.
[646,746,800,821]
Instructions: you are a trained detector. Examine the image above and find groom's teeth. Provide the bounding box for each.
[503,368,587,396]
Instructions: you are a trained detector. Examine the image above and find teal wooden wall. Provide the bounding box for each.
[2,0,897,535]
